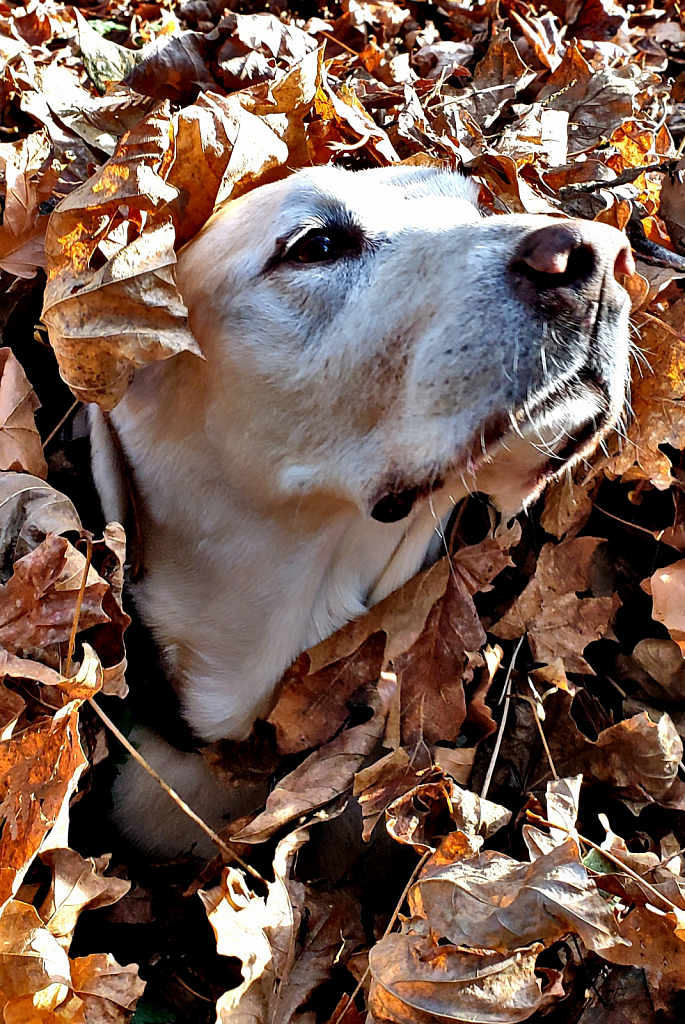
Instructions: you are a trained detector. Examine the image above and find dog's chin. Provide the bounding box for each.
[370,378,619,523]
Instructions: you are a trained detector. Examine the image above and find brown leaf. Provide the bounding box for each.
[538,42,641,152]
[0,129,53,279]
[268,632,386,754]
[0,683,24,741]
[541,471,600,540]
[0,899,144,1022]
[369,934,545,1024]
[545,690,683,813]
[0,533,109,655]
[493,536,617,673]
[0,899,72,1006]
[642,558,685,650]
[462,30,536,128]
[0,474,81,568]
[397,526,519,747]
[234,682,393,843]
[305,556,451,674]
[605,299,685,488]
[0,702,88,912]
[0,350,46,480]
[38,849,130,949]
[69,953,145,1018]
[602,905,685,1014]
[386,778,511,852]
[411,837,625,954]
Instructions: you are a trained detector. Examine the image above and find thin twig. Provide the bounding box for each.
[318,29,360,56]
[594,504,665,540]
[42,399,81,450]
[337,850,431,1023]
[64,532,93,680]
[481,636,525,800]
[527,813,681,914]
[88,697,266,883]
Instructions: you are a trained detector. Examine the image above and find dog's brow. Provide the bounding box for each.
[263,198,367,272]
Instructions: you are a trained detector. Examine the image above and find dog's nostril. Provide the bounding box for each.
[513,225,595,291]
[614,243,635,281]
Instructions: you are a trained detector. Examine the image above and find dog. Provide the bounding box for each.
[89,164,634,856]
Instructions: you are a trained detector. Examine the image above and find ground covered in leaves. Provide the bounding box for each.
[3,0,685,1021]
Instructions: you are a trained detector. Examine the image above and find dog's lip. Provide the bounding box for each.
[369,373,615,520]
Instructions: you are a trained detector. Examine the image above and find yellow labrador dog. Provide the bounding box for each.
[90,165,634,855]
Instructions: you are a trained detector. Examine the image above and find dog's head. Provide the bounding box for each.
[175,164,633,521]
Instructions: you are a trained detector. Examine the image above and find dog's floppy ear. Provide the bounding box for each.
[89,405,145,578]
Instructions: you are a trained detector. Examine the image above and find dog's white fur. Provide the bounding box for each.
[90,166,632,855]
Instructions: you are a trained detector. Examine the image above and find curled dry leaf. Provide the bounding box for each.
[605,296,685,488]
[642,557,685,651]
[0,899,145,1024]
[0,532,109,655]
[200,828,307,1023]
[410,837,625,954]
[369,934,546,1024]
[602,905,685,1014]
[493,536,618,673]
[537,42,645,152]
[0,702,88,912]
[385,777,511,852]
[38,848,130,949]
[0,349,47,480]
[42,49,331,408]
[0,473,81,568]
[544,690,683,813]
[234,678,394,843]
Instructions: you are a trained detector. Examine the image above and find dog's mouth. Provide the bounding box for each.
[370,371,617,524]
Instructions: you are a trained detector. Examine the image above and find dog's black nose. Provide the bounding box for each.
[511,222,634,300]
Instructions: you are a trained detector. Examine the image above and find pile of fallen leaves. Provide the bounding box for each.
[3,0,685,1020]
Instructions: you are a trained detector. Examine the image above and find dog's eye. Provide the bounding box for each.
[285,229,360,265]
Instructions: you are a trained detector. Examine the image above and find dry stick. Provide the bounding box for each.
[88,697,266,884]
[337,850,431,1024]
[594,504,666,540]
[64,533,93,680]
[480,635,525,800]
[526,813,682,915]
[42,399,81,450]
[318,29,361,56]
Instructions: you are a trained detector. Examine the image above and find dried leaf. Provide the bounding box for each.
[410,837,625,954]
[38,849,130,949]
[493,536,617,673]
[397,526,519,746]
[0,702,88,912]
[0,475,81,569]
[0,533,109,655]
[602,905,685,1014]
[235,682,393,843]
[605,297,685,488]
[0,349,47,480]
[268,632,386,754]
[369,934,545,1024]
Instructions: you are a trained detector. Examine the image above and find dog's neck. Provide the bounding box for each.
[92,356,458,742]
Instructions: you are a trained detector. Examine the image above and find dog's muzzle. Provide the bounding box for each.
[371,220,634,524]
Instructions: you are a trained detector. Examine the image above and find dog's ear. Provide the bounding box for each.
[89,405,145,578]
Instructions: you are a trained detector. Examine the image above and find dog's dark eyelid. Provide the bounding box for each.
[265,224,365,271]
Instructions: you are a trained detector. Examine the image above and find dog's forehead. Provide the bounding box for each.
[275,165,481,233]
